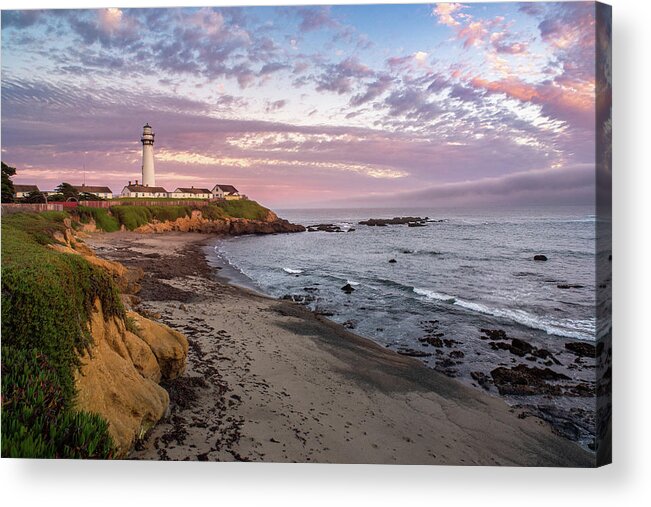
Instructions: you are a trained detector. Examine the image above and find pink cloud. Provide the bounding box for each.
[539,6,595,50]
[490,32,528,54]
[470,75,595,128]
[458,16,505,49]
[432,3,464,27]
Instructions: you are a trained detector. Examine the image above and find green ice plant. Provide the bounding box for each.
[1,212,122,458]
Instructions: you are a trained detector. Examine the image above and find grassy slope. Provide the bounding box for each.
[1,212,121,458]
[82,200,272,232]
[1,200,274,456]
[215,200,271,221]
[76,206,120,232]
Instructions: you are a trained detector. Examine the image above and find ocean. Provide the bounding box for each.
[206,205,604,445]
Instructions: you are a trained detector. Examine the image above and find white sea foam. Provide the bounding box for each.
[346,280,361,286]
[283,268,303,274]
[413,287,595,341]
[413,288,456,303]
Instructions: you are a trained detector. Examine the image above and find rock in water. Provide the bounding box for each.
[508,338,534,357]
[490,364,570,396]
[341,283,355,294]
[396,347,433,357]
[358,216,427,227]
[480,328,508,340]
[533,254,548,261]
[388,258,397,263]
[306,223,344,233]
[565,342,596,357]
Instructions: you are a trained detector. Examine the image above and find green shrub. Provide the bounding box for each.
[2,216,124,400]
[1,212,122,458]
[147,205,192,223]
[125,316,141,336]
[109,205,152,230]
[199,205,227,220]
[109,205,194,230]
[74,206,120,232]
[215,200,270,220]
[1,347,115,458]
[108,200,270,229]
[1,211,69,245]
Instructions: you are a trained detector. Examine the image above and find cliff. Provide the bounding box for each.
[74,200,305,235]
[74,300,188,455]
[48,227,189,455]
[1,212,189,458]
[133,209,305,234]
[2,201,301,458]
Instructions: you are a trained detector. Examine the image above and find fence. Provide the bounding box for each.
[76,201,112,208]
[1,203,65,214]
[1,198,234,215]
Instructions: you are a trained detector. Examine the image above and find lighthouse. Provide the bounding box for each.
[141,123,155,187]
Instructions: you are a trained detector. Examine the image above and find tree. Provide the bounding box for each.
[23,190,47,203]
[54,182,79,201]
[79,192,102,201]
[1,161,16,203]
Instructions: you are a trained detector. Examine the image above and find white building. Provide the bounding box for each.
[73,184,113,199]
[121,181,168,198]
[169,187,212,199]
[141,123,156,187]
[14,184,40,199]
[212,184,242,200]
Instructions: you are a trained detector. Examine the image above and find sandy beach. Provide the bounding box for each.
[85,231,592,466]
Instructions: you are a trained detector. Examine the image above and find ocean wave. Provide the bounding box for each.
[413,288,456,303]
[413,287,595,341]
[283,268,303,274]
[403,249,443,256]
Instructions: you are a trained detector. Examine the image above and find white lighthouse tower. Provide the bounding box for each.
[141,123,155,187]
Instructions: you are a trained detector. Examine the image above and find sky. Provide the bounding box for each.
[1,2,606,209]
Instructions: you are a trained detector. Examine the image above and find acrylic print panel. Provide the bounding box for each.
[0,2,611,466]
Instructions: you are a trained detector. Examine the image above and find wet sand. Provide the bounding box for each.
[85,232,592,466]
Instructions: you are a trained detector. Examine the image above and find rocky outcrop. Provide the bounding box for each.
[133,210,305,235]
[48,233,143,295]
[490,365,570,396]
[48,223,189,456]
[306,223,344,232]
[127,311,189,380]
[75,297,189,456]
[359,216,428,227]
[565,342,596,357]
[341,283,356,294]
[480,328,508,340]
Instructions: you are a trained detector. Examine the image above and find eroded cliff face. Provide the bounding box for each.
[75,300,173,456]
[133,209,305,234]
[48,225,189,456]
[45,208,301,456]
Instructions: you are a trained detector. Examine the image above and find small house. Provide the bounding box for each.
[211,184,241,200]
[121,181,168,198]
[169,187,212,199]
[14,184,40,199]
[73,184,113,199]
